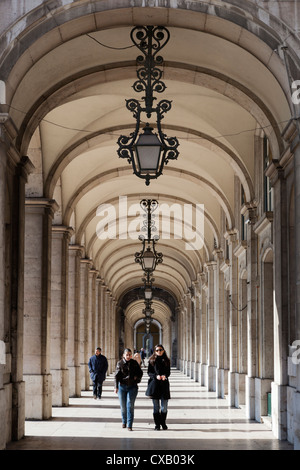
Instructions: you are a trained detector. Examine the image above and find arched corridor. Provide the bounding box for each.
[6,368,293,451]
[1,0,300,451]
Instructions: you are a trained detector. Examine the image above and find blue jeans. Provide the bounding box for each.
[118,384,138,428]
[152,398,168,414]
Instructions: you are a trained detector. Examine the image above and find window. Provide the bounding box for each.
[263,136,273,212]
[241,186,247,241]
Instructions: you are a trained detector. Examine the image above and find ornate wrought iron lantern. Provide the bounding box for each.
[135,199,163,273]
[117,25,179,185]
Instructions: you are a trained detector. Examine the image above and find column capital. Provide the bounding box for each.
[224,228,238,243]
[265,159,284,186]
[25,197,59,217]
[204,261,217,272]
[213,248,224,262]
[52,225,74,239]
[16,156,35,181]
[0,113,18,144]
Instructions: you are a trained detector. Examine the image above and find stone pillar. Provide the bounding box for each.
[95,277,101,348]
[68,245,84,397]
[192,280,201,382]
[227,230,239,407]
[88,268,98,356]
[244,205,258,419]
[105,289,112,372]
[99,283,106,354]
[23,198,58,419]
[111,297,117,369]
[294,133,300,451]
[50,226,73,406]
[206,261,217,391]
[0,127,6,449]
[10,157,34,440]
[79,258,92,391]
[186,292,192,377]
[281,119,300,448]
[199,273,207,386]
[214,250,225,398]
[266,160,289,440]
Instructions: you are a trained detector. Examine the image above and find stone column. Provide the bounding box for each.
[23,198,58,419]
[227,230,239,407]
[95,277,101,348]
[293,127,300,451]
[111,297,117,369]
[244,205,258,419]
[10,157,34,442]
[50,226,73,406]
[0,130,6,449]
[99,283,106,354]
[266,160,289,440]
[105,289,112,372]
[192,280,201,382]
[186,292,192,377]
[281,119,300,448]
[88,268,98,355]
[206,261,217,391]
[68,245,84,397]
[79,258,92,391]
[199,273,207,386]
[214,250,225,398]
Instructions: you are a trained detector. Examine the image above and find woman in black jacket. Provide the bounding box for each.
[146,344,170,430]
[114,348,143,431]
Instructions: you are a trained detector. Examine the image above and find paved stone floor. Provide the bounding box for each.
[6,368,293,452]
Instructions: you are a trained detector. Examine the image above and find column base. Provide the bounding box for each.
[200,363,207,387]
[246,376,256,419]
[12,380,26,441]
[271,382,287,440]
[206,365,216,391]
[254,377,272,421]
[68,365,81,397]
[216,368,228,398]
[51,369,69,406]
[24,374,52,419]
[0,386,6,449]
[293,391,300,450]
[235,372,246,407]
[228,371,235,407]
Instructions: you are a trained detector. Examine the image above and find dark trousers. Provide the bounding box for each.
[93,379,103,398]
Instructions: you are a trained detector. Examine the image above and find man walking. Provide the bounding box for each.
[88,347,108,399]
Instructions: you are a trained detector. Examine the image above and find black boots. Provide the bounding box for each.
[160,412,168,430]
[153,412,168,430]
[153,413,161,430]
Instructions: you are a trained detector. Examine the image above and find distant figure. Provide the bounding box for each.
[88,347,108,399]
[140,347,146,366]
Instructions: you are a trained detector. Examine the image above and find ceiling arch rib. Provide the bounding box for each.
[10,25,290,156]
[64,173,232,236]
[87,216,210,270]
[44,122,254,202]
[76,190,221,251]
[94,237,200,285]
[108,261,189,299]
[114,277,182,304]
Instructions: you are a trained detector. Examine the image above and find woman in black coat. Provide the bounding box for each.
[145,344,171,430]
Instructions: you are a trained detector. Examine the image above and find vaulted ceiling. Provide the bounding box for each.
[5,7,291,321]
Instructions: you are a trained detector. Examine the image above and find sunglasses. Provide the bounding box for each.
[156,348,164,352]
